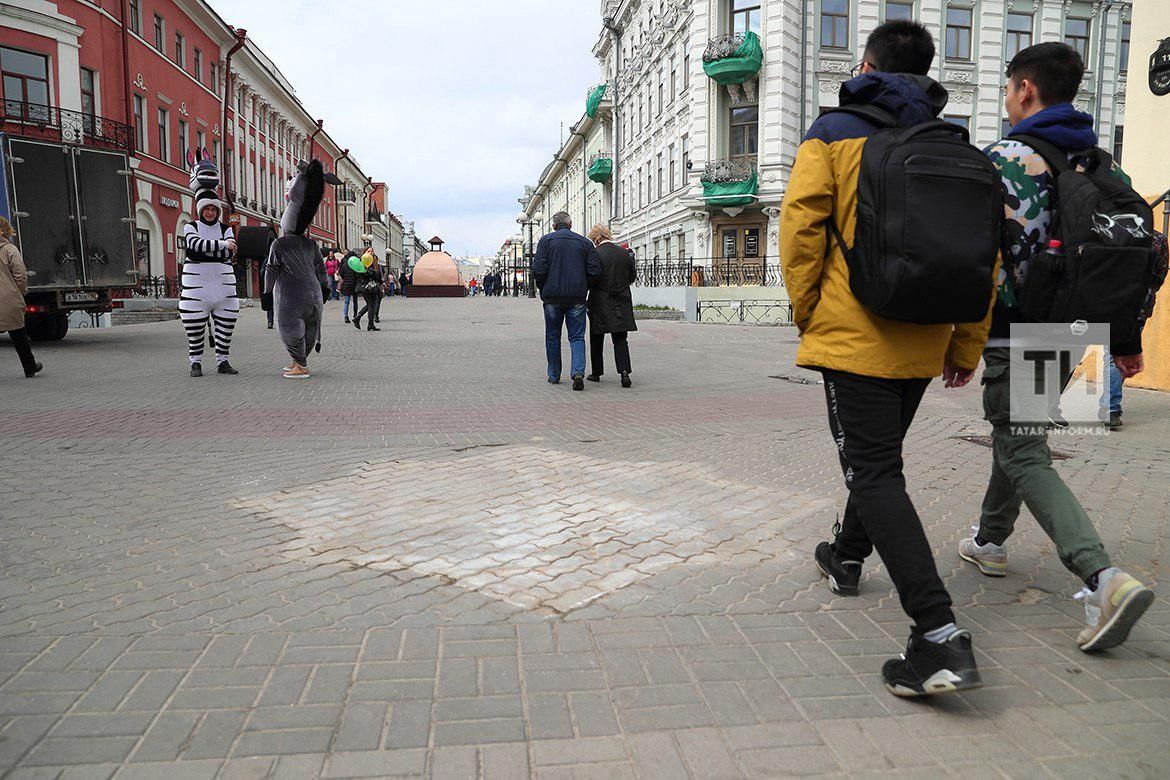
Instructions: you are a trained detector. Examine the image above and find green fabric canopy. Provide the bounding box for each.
[702,31,763,86]
[587,157,612,183]
[585,84,608,118]
[702,170,759,207]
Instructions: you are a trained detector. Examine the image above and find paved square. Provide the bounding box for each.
[0,298,1167,778]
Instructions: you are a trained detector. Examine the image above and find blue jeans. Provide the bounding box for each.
[328,278,339,300]
[342,294,354,319]
[1102,348,1124,415]
[543,303,586,381]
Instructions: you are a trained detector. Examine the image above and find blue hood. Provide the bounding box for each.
[838,72,948,127]
[1007,103,1097,151]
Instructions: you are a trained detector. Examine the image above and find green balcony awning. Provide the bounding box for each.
[586,84,608,118]
[702,31,763,86]
[702,170,759,207]
[587,157,612,183]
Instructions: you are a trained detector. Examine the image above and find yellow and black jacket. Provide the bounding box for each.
[779,73,995,379]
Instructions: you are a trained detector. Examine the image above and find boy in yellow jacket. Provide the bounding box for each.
[779,21,995,697]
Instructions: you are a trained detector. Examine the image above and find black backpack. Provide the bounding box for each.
[823,105,1002,324]
[1009,134,1155,346]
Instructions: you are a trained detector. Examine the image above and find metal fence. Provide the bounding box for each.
[108,276,182,300]
[1,100,133,152]
[697,299,794,325]
[632,257,784,288]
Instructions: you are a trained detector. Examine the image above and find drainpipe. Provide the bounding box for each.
[604,16,622,226]
[1093,2,1115,137]
[333,147,351,250]
[307,118,323,161]
[120,0,135,150]
[221,27,247,216]
[799,0,809,139]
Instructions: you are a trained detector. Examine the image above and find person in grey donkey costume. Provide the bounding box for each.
[264,158,340,379]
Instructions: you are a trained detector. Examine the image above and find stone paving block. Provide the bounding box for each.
[302,665,354,705]
[168,686,259,710]
[72,671,142,713]
[480,657,521,696]
[737,745,843,778]
[333,702,387,752]
[433,718,527,747]
[117,760,222,780]
[184,711,249,760]
[532,736,628,766]
[525,670,607,694]
[0,715,58,768]
[429,745,478,780]
[51,713,154,738]
[232,727,333,757]
[383,700,432,749]
[120,671,185,712]
[322,749,427,778]
[129,711,200,762]
[482,742,530,778]
[526,693,574,739]
[255,665,313,707]
[245,705,341,730]
[567,691,620,738]
[23,736,137,766]
[216,757,276,779]
[674,728,742,778]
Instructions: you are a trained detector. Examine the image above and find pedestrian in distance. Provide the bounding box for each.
[399,270,410,298]
[386,270,397,300]
[324,252,340,301]
[338,251,360,323]
[959,41,1155,652]
[0,216,42,378]
[585,224,636,388]
[469,276,478,296]
[532,211,602,391]
[780,20,1001,698]
[361,250,383,323]
[265,158,336,380]
[353,259,383,332]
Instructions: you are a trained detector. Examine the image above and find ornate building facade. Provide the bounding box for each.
[520,0,1132,281]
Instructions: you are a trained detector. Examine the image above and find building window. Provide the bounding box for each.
[196,129,205,152]
[1065,17,1090,62]
[210,61,219,92]
[730,105,759,168]
[682,135,690,179]
[732,0,761,35]
[153,14,164,51]
[133,94,145,152]
[683,53,690,90]
[657,152,664,199]
[1,47,51,118]
[646,170,653,205]
[884,1,913,21]
[670,56,677,102]
[157,107,170,162]
[944,114,970,132]
[128,0,141,34]
[178,119,188,158]
[1113,124,1124,164]
[946,6,973,61]
[821,0,848,49]
[80,67,96,133]
[1006,12,1033,59]
[657,73,664,115]
[174,32,184,67]
[1120,20,1130,74]
[669,143,677,192]
[637,167,643,210]
[193,48,202,81]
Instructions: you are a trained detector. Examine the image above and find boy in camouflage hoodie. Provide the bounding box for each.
[960,43,1154,652]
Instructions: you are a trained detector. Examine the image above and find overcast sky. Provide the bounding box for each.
[209,0,601,257]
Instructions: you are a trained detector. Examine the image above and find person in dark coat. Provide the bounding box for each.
[585,224,637,387]
[353,261,384,331]
[338,251,361,322]
[533,211,602,390]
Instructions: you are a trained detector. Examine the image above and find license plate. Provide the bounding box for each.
[64,291,98,303]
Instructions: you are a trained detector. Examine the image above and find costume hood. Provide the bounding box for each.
[187,148,221,221]
[282,159,343,236]
[838,72,949,127]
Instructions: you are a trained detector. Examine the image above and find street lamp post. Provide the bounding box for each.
[517,211,543,299]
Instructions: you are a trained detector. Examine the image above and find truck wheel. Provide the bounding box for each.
[51,313,70,341]
[28,313,69,342]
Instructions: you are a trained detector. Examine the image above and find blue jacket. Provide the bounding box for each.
[532,228,602,305]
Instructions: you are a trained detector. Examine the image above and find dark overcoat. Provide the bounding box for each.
[588,241,638,335]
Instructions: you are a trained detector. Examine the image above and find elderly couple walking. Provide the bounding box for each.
[532,212,636,391]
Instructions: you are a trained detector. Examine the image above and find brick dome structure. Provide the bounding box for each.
[409,237,467,297]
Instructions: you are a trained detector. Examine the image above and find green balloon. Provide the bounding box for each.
[347,256,366,274]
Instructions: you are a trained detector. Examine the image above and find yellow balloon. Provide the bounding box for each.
[361,254,374,269]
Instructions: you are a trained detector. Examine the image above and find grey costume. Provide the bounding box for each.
[263,158,340,367]
[264,235,326,364]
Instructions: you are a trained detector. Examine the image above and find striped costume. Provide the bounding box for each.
[180,150,238,368]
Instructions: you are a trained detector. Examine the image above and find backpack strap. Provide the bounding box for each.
[818,104,899,130]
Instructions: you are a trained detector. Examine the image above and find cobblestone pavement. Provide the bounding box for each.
[1,297,1168,778]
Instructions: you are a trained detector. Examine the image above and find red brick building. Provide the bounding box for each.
[1,0,376,284]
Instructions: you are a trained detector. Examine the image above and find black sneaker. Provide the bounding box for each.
[190,362,203,377]
[217,362,238,375]
[24,362,43,378]
[344,316,351,323]
[586,374,601,382]
[572,375,584,391]
[882,628,982,698]
[815,541,861,596]
[1105,412,1123,430]
[620,372,632,388]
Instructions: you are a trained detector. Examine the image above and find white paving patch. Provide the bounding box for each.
[237,446,827,614]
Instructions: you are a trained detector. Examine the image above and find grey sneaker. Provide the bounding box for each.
[959,532,1007,577]
[1076,568,1154,652]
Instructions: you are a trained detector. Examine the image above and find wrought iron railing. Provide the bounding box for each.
[630,257,783,288]
[701,159,755,184]
[0,100,133,152]
[109,276,181,300]
[697,299,794,325]
[590,150,611,166]
[703,32,748,63]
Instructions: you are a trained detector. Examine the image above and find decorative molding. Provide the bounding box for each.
[819,60,850,75]
[132,73,145,90]
[819,78,844,94]
[947,70,975,85]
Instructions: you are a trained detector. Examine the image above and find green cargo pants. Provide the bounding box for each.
[978,347,1111,582]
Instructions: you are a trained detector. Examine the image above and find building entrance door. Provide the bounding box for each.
[711,217,768,285]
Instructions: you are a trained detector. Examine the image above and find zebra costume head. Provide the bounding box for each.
[187,148,222,224]
[281,158,342,236]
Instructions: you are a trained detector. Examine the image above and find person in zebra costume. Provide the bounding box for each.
[181,148,239,377]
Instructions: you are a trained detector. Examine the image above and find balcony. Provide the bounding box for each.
[700,160,758,209]
[585,83,608,119]
[337,186,358,205]
[1,100,133,153]
[702,31,763,87]
[587,151,612,183]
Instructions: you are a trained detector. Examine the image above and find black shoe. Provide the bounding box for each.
[190,362,203,377]
[267,323,274,329]
[815,541,861,596]
[547,377,560,384]
[620,372,632,388]
[344,316,351,324]
[353,318,362,330]
[1105,412,1123,430]
[572,375,584,391]
[1048,405,1069,429]
[368,325,380,332]
[882,628,982,698]
[586,374,601,382]
[24,362,43,378]
[217,361,238,375]
[374,317,380,323]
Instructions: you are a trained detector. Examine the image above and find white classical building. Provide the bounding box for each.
[521,0,1132,282]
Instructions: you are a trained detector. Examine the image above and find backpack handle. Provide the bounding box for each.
[895,120,970,144]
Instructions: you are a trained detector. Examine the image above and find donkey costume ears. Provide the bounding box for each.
[294,159,343,186]
[185,148,213,168]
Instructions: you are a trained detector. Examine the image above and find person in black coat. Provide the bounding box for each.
[353,261,384,331]
[338,251,361,323]
[585,224,637,388]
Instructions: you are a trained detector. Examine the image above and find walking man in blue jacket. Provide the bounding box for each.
[532,211,602,390]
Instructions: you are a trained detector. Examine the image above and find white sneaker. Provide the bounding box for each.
[1076,568,1154,652]
[959,531,1007,577]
